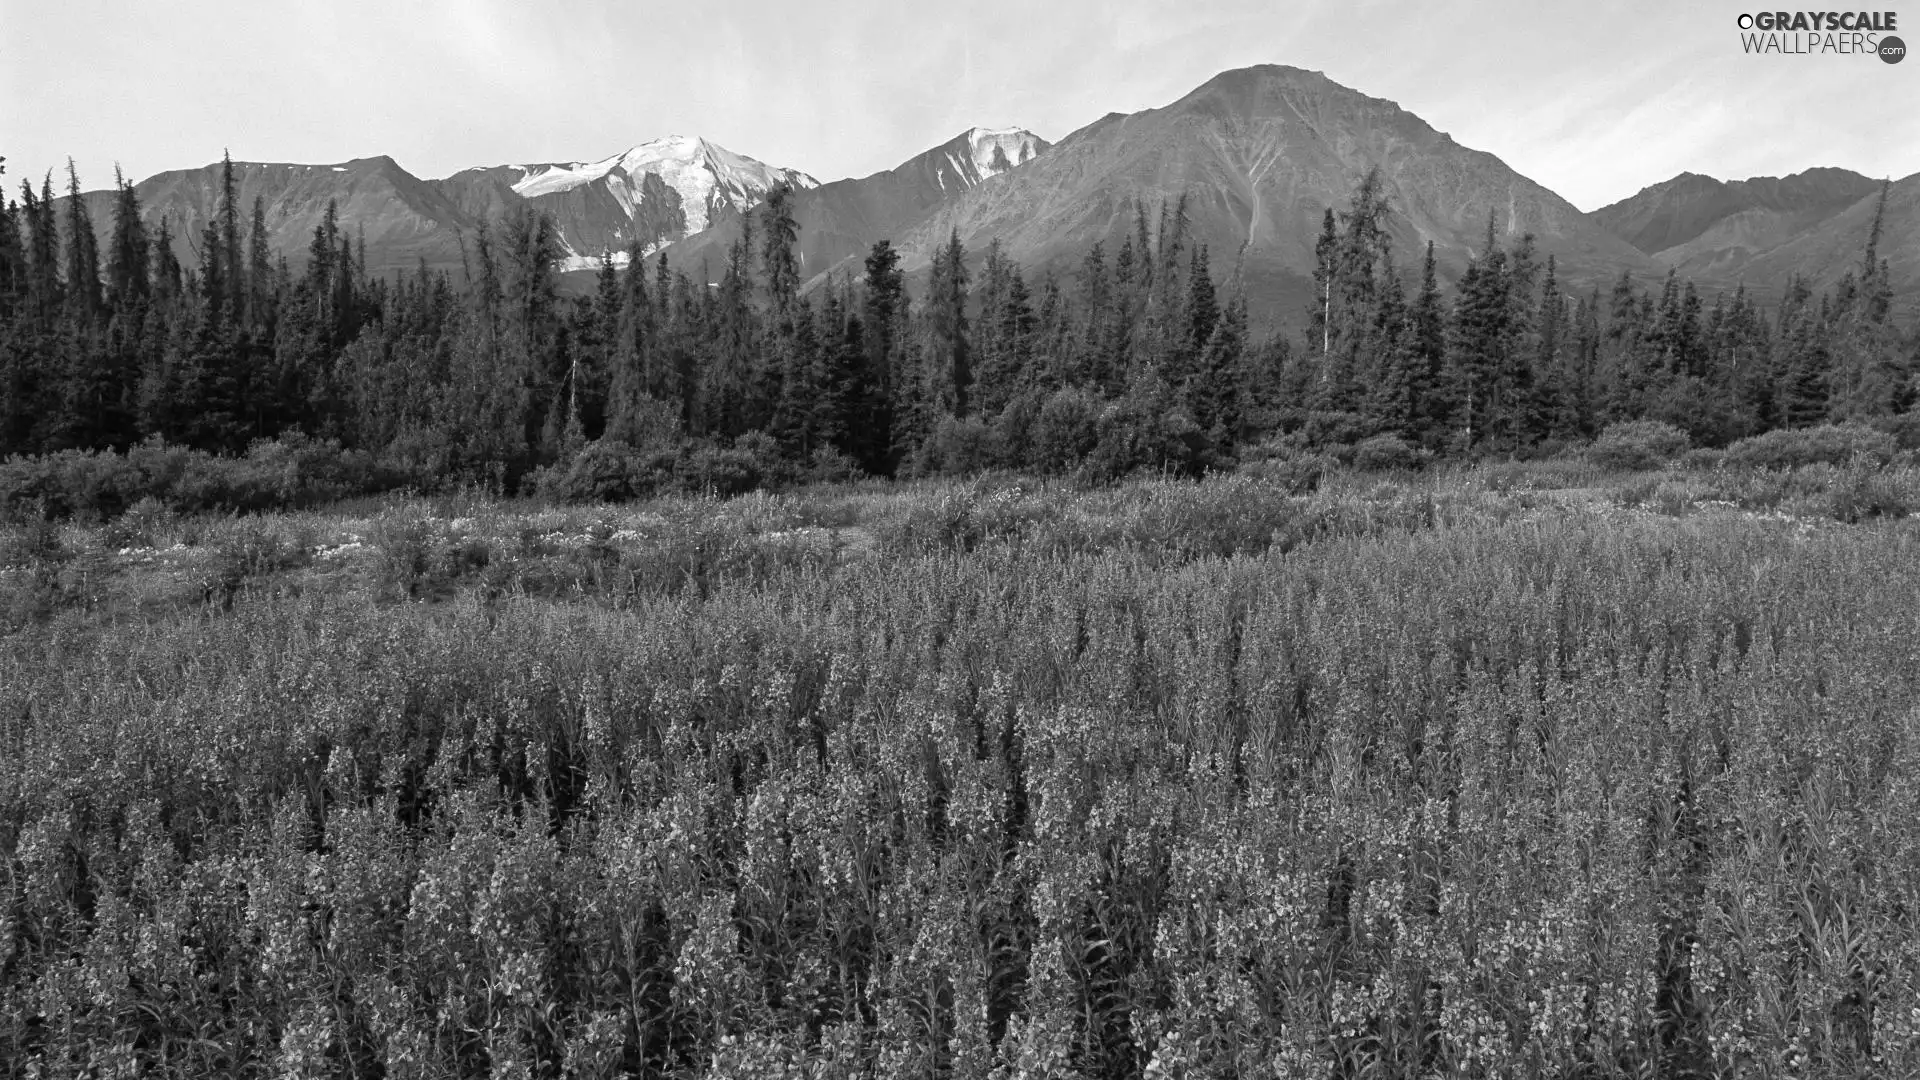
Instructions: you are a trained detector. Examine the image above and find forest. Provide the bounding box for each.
[2,156,1915,513]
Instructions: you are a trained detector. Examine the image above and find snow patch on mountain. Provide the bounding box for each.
[509,135,818,235]
[557,251,633,275]
[964,127,1044,181]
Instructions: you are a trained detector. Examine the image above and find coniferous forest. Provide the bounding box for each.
[2,158,1916,512]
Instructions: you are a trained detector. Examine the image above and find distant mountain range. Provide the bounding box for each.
[1593,167,1915,298]
[61,65,1917,324]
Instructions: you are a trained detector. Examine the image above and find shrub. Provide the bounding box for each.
[1723,423,1895,470]
[804,447,863,485]
[1352,433,1421,472]
[1679,447,1725,471]
[1872,413,1920,451]
[1825,459,1916,523]
[198,519,313,609]
[368,507,495,600]
[1236,440,1330,494]
[376,425,457,490]
[0,449,143,521]
[1126,476,1301,557]
[879,484,1040,555]
[0,435,390,522]
[1030,386,1103,474]
[1587,420,1691,471]
[1081,393,1208,485]
[678,444,764,497]
[1300,410,1371,448]
[100,497,177,551]
[924,415,1000,476]
[537,439,654,503]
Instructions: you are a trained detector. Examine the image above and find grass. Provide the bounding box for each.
[2,459,1919,1078]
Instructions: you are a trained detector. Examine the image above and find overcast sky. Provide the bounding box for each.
[3,0,1915,210]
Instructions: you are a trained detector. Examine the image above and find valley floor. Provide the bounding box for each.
[4,460,1920,1077]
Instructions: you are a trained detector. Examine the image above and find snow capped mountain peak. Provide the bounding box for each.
[962,127,1045,180]
[504,135,817,242]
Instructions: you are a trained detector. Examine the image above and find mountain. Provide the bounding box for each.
[1591,167,1883,281]
[437,136,819,272]
[76,156,480,279]
[67,137,818,283]
[1735,173,1919,298]
[657,126,1050,282]
[774,65,1663,324]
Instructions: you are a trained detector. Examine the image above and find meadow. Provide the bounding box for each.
[4,454,1920,1078]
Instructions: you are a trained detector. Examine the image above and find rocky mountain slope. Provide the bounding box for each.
[438,136,818,271]
[794,66,1662,322]
[68,137,818,281]
[657,126,1050,282]
[1591,167,1885,283]
[75,156,478,279]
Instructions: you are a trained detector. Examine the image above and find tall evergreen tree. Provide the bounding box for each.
[21,177,63,326]
[927,230,971,417]
[218,151,243,314]
[61,161,102,323]
[247,195,273,328]
[1407,241,1449,446]
[105,168,150,312]
[762,182,800,314]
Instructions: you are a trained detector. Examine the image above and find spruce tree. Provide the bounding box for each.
[218,151,243,315]
[22,177,63,326]
[1178,243,1218,388]
[927,230,971,417]
[1407,241,1449,445]
[761,182,800,314]
[858,240,905,471]
[62,161,103,323]
[247,195,272,328]
[0,188,22,324]
[105,168,151,311]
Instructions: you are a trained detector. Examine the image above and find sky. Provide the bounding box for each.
[3,0,1916,211]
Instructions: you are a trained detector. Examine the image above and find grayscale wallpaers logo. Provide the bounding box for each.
[1736,11,1904,59]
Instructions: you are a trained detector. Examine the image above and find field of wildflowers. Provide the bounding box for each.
[3,459,1919,1078]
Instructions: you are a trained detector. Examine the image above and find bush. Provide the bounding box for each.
[678,443,765,497]
[804,447,863,485]
[924,416,1000,477]
[1300,411,1371,449]
[368,507,494,600]
[1081,391,1208,485]
[1871,413,1920,451]
[1679,447,1725,471]
[0,449,142,521]
[0,434,390,522]
[1031,386,1102,474]
[1587,420,1691,471]
[1723,423,1896,470]
[536,439,659,503]
[879,484,1040,555]
[1352,433,1421,472]
[1825,459,1916,523]
[1127,476,1302,557]
[1237,445,1330,495]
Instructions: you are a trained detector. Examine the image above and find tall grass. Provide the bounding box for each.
[2,468,1918,1078]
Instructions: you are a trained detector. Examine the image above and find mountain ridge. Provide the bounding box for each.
[50,65,1917,326]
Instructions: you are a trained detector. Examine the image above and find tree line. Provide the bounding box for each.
[1,155,1914,492]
